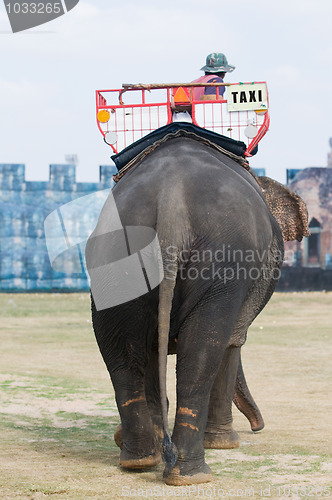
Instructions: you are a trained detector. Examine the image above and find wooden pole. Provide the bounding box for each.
[122,82,233,90]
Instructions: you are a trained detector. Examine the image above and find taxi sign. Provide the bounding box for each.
[227,83,268,112]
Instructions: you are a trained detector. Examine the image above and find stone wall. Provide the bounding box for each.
[0,164,115,291]
[285,167,332,269]
[2,161,331,292]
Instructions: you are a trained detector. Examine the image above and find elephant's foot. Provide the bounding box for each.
[163,459,212,486]
[120,447,161,469]
[204,429,240,449]
[204,422,240,449]
[249,415,264,432]
[114,423,163,450]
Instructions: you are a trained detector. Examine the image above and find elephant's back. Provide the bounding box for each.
[112,137,267,226]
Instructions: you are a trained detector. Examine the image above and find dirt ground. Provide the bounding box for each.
[0,292,331,500]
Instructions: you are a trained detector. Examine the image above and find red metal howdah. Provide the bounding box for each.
[96,82,270,156]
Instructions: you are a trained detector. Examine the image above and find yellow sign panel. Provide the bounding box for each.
[97,109,110,123]
[227,83,268,112]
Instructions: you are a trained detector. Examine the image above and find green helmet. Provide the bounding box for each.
[201,52,235,73]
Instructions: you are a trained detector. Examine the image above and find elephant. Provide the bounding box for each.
[86,135,309,486]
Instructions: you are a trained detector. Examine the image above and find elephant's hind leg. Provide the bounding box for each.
[163,297,241,486]
[112,368,161,469]
[113,348,165,451]
[204,346,240,449]
[92,298,161,470]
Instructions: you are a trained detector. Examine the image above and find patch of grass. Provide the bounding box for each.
[0,375,110,400]
[1,294,89,318]
[1,411,119,457]
[210,452,330,485]
[213,459,271,477]
[28,486,69,496]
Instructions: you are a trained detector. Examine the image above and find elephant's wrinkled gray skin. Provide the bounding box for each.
[86,137,309,486]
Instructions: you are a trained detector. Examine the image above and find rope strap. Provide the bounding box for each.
[113,129,250,183]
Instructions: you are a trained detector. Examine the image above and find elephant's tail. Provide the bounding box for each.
[233,353,264,432]
[158,275,178,467]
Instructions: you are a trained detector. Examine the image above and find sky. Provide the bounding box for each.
[0,0,331,184]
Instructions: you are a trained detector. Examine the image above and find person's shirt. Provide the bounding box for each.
[191,74,225,101]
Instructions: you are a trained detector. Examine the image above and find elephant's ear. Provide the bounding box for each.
[256,176,310,242]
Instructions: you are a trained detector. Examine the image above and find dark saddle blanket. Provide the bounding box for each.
[111,122,248,178]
